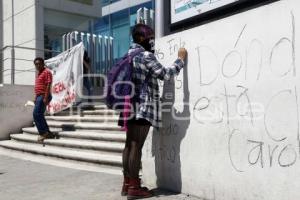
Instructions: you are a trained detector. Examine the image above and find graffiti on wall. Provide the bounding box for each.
[147,10,300,172]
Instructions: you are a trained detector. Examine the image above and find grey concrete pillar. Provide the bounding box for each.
[92,34,97,72]
[80,32,85,45]
[35,1,44,58]
[155,0,164,39]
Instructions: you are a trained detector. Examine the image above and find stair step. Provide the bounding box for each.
[46,121,122,131]
[45,115,118,123]
[0,140,122,166]
[0,146,122,175]
[11,134,124,153]
[53,110,81,116]
[22,127,126,142]
[22,127,62,133]
[0,146,123,175]
[82,110,119,116]
[93,105,109,110]
[22,127,125,135]
[60,131,126,142]
[51,104,110,116]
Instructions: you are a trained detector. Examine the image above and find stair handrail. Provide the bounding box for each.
[0,45,61,84]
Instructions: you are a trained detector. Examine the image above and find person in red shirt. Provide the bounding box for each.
[33,57,55,142]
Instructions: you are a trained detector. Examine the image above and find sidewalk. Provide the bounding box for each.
[0,155,201,200]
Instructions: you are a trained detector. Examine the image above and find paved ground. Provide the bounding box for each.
[0,155,201,200]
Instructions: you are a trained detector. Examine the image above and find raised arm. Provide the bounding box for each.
[144,48,187,81]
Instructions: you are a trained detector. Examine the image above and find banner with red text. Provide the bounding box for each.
[45,42,84,114]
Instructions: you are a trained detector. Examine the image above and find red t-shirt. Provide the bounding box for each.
[35,67,52,95]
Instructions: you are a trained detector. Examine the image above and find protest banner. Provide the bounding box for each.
[45,42,84,114]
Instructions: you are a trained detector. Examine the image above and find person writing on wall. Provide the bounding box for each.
[120,24,187,199]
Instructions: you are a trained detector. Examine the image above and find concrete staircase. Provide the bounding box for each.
[0,104,126,174]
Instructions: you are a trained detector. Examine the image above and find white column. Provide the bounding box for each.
[143,7,150,26]
[62,34,66,51]
[98,35,103,73]
[70,31,76,48]
[66,33,71,50]
[137,8,143,24]
[92,34,97,72]
[104,36,108,74]
[109,36,114,70]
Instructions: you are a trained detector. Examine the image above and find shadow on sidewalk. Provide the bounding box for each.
[151,187,180,196]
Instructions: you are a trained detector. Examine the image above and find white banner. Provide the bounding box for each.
[45,42,84,114]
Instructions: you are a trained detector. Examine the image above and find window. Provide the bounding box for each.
[94,0,155,60]
[44,9,91,59]
[67,0,93,5]
[101,0,120,6]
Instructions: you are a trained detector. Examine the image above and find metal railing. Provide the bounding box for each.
[0,45,61,85]
[62,31,114,75]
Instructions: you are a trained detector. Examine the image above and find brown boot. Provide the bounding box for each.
[121,176,130,196]
[37,132,57,143]
[127,178,153,200]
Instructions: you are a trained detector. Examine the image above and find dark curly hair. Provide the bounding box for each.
[33,57,44,64]
[132,24,154,44]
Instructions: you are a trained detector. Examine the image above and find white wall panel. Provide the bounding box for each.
[143,1,300,199]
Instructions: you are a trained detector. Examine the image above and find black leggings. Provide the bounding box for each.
[122,119,151,178]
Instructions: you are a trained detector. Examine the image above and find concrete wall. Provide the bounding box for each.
[0,85,34,140]
[143,0,300,199]
[2,0,37,85]
[44,9,92,32]
[39,0,102,18]
[0,0,3,84]
[37,0,102,56]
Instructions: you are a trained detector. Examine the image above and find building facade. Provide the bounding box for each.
[3,1,299,200]
[0,0,154,85]
[94,0,154,61]
[142,1,300,200]
[0,0,102,85]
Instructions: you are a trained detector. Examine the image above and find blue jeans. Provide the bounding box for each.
[33,95,52,135]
